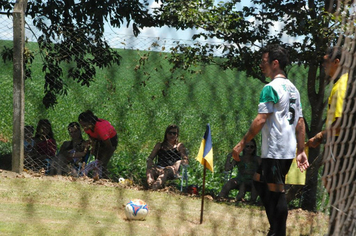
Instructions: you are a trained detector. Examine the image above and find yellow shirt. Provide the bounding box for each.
[326,73,349,135]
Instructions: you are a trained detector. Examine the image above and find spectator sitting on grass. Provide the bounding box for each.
[146,124,189,190]
[217,139,261,202]
[30,119,57,172]
[50,122,90,176]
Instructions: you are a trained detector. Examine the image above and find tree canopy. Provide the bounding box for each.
[156,0,337,79]
[1,0,158,108]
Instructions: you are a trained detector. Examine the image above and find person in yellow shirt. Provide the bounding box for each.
[307,47,348,147]
[306,47,349,236]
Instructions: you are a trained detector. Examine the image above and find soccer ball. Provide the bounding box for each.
[125,199,149,220]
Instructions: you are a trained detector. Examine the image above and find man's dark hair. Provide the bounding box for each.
[326,47,342,61]
[261,44,290,71]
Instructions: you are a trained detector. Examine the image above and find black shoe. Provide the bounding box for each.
[267,228,275,236]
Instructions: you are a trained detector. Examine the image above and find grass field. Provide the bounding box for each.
[0,170,328,236]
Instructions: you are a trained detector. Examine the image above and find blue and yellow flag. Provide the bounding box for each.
[196,124,213,172]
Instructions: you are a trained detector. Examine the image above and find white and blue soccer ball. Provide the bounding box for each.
[125,199,149,220]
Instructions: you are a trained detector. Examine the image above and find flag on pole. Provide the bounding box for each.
[196,124,214,172]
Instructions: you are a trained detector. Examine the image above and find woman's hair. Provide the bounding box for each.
[162,124,179,145]
[68,122,80,130]
[67,122,83,140]
[35,119,54,139]
[242,138,257,156]
[78,110,99,125]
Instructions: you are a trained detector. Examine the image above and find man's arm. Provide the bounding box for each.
[232,113,271,161]
[296,117,306,155]
[306,117,340,148]
[296,117,309,172]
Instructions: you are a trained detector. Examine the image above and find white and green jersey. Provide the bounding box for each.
[258,77,303,160]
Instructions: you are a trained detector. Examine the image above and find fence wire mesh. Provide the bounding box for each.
[321,3,356,235]
[0,1,355,235]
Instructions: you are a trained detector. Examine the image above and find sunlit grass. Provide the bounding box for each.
[0,173,328,236]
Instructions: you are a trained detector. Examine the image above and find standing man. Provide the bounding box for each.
[232,44,309,236]
[306,47,348,147]
[306,47,349,235]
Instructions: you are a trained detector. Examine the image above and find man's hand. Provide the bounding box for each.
[232,142,244,162]
[296,151,309,172]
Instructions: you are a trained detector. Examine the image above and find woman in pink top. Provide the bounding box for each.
[78,110,118,179]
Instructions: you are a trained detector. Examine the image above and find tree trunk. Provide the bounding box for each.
[300,59,325,211]
[301,147,322,211]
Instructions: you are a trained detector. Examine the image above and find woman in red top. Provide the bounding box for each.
[78,110,118,179]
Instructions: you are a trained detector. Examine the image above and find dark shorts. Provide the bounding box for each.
[96,134,118,166]
[255,158,293,191]
[109,134,118,148]
[96,134,118,150]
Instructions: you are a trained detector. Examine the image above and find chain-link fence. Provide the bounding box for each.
[0,12,270,177]
[1,2,355,235]
[320,3,356,235]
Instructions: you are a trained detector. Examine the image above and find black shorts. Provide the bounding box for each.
[256,158,293,186]
[97,134,118,149]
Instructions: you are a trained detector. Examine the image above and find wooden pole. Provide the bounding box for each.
[200,159,207,224]
[12,0,28,173]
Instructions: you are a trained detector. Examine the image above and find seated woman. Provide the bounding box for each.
[30,119,57,172]
[50,122,90,175]
[146,124,189,190]
[78,110,118,179]
[217,139,261,202]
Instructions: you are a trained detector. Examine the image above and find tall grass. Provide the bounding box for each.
[0,40,312,194]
